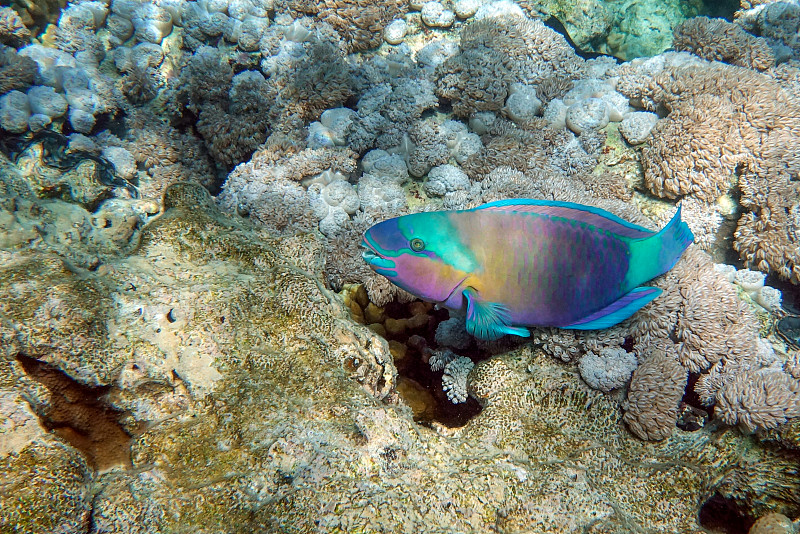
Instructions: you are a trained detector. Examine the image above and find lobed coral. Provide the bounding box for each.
[630,59,800,282]
[436,15,585,118]
[673,16,775,71]
[715,368,800,433]
[277,0,407,52]
[622,345,687,441]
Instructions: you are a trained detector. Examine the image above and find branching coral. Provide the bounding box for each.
[673,16,775,71]
[436,15,585,118]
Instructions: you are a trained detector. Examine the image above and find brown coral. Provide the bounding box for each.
[623,346,687,441]
[635,61,800,283]
[715,368,800,432]
[0,45,35,95]
[436,16,584,118]
[673,16,775,71]
[277,0,406,52]
[0,6,30,46]
[117,110,217,198]
[629,247,761,373]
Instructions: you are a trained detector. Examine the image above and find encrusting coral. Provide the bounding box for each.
[673,16,775,71]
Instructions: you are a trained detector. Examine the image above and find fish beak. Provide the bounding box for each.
[361,237,397,271]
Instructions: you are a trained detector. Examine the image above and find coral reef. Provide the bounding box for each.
[0,6,31,47]
[622,345,687,441]
[0,2,799,531]
[277,0,407,52]
[436,15,585,118]
[673,16,775,71]
[624,56,800,283]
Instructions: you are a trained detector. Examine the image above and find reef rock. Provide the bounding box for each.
[1,180,798,532]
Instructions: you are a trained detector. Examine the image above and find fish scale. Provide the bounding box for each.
[449,210,631,326]
[361,199,694,340]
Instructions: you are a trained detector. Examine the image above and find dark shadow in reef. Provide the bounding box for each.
[15,353,135,472]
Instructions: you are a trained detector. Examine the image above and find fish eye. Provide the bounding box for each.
[410,238,425,252]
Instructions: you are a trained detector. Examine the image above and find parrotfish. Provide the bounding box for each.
[361,199,694,341]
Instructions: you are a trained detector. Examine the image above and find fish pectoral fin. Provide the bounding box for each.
[463,288,531,341]
[563,287,662,330]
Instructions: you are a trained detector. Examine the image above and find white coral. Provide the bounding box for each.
[424,164,470,197]
[442,356,475,404]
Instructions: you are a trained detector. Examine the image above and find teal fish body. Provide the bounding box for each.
[361,199,694,340]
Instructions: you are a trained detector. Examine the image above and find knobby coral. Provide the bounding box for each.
[623,345,687,441]
[436,15,585,118]
[277,0,406,52]
[673,16,775,71]
[633,59,800,282]
[714,368,800,433]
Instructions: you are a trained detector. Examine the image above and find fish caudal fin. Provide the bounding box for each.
[564,287,662,330]
[463,288,531,341]
[626,205,694,286]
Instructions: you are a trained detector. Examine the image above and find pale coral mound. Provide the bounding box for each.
[436,15,585,118]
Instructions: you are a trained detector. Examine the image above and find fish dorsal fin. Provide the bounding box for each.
[473,199,655,239]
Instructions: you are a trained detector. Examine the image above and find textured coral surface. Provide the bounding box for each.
[1,1,799,531]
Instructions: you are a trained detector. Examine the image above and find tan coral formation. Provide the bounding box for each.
[716,368,800,433]
[436,15,585,117]
[277,0,407,52]
[2,178,800,530]
[0,6,31,46]
[622,346,687,441]
[673,16,775,71]
[636,61,800,282]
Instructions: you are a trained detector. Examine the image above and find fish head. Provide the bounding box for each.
[361,212,474,303]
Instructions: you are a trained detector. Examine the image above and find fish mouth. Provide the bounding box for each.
[361,236,397,275]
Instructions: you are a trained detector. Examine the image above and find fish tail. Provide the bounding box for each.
[627,205,694,285]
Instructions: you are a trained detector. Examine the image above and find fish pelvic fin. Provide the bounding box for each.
[626,205,694,287]
[563,287,662,330]
[463,288,531,341]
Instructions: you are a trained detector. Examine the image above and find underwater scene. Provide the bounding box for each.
[1,0,799,532]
